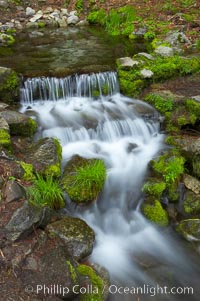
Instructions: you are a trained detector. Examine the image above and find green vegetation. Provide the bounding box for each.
[144,93,173,114]
[142,181,166,199]
[20,161,35,181]
[63,159,106,203]
[75,0,85,11]
[27,174,65,210]
[142,200,169,226]
[87,5,136,36]
[0,129,11,149]
[66,260,78,283]
[77,264,103,301]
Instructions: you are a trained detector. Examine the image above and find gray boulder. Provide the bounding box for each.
[5,201,54,241]
[154,46,174,57]
[177,219,200,242]
[140,69,154,78]
[0,110,37,137]
[26,7,36,17]
[67,15,79,25]
[117,57,139,70]
[165,31,191,47]
[24,137,62,178]
[0,0,8,8]
[46,216,95,261]
[0,67,19,103]
[4,180,25,203]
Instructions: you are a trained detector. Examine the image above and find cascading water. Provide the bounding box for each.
[20,72,200,301]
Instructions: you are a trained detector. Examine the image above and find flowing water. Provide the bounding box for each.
[20,72,200,301]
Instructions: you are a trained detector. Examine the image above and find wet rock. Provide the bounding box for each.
[24,137,62,178]
[184,190,200,215]
[26,22,39,29]
[21,244,78,300]
[154,46,174,57]
[46,216,95,261]
[4,180,25,203]
[177,219,200,242]
[0,66,19,103]
[5,201,54,241]
[26,7,36,17]
[77,20,89,26]
[140,68,154,78]
[117,57,139,70]
[58,19,67,28]
[0,156,24,180]
[183,174,200,194]
[0,110,37,137]
[62,156,106,204]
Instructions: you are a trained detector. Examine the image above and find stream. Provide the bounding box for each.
[19,71,200,301]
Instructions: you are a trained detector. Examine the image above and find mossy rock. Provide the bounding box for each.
[77,264,104,301]
[0,110,37,137]
[142,199,169,227]
[0,67,19,103]
[24,137,62,178]
[62,156,106,204]
[46,216,95,261]
[177,219,200,242]
[0,128,11,150]
[184,191,200,216]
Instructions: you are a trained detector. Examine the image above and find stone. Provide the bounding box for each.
[0,117,10,149]
[0,110,37,137]
[24,137,62,178]
[67,15,79,25]
[5,201,54,241]
[117,57,139,70]
[184,190,200,215]
[183,174,200,195]
[0,0,8,8]
[30,14,43,23]
[140,69,154,78]
[60,8,69,16]
[133,27,148,36]
[46,216,95,260]
[26,7,36,17]
[70,10,77,16]
[57,19,67,28]
[21,245,78,300]
[191,95,200,102]
[0,66,19,103]
[177,219,200,242]
[26,22,38,29]
[76,20,89,26]
[165,31,191,46]
[4,180,25,203]
[50,12,60,19]
[154,46,174,57]
[43,6,53,14]
[137,52,154,60]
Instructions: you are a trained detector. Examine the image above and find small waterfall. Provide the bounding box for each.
[20,71,119,103]
[20,71,200,301]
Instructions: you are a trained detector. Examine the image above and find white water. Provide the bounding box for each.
[20,72,200,301]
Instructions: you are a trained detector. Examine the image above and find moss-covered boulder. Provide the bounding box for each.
[177,219,200,242]
[24,137,62,178]
[0,110,37,137]
[46,216,95,261]
[0,67,19,103]
[142,199,169,227]
[62,156,106,204]
[183,190,200,216]
[0,116,11,149]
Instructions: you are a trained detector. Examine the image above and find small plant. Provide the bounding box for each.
[144,93,173,114]
[63,159,106,203]
[27,174,65,210]
[75,0,84,11]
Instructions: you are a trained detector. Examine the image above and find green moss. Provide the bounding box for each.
[87,9,106,25]
[38,22,45,28]
[10,117,37,137]
[66,260,78,283]
[45,163,61,178]
[20,161,35,181]
[62,159,106,203]
[144,93,173,114]
[142,200,169,226]
[0,129,11,149]
[53,138,62,162]
[77,264,103,301]
[142,181,166,199]
[184,192,200,215]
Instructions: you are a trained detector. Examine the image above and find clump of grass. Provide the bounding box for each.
[27,174,65,210]
[63,159,106,203]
